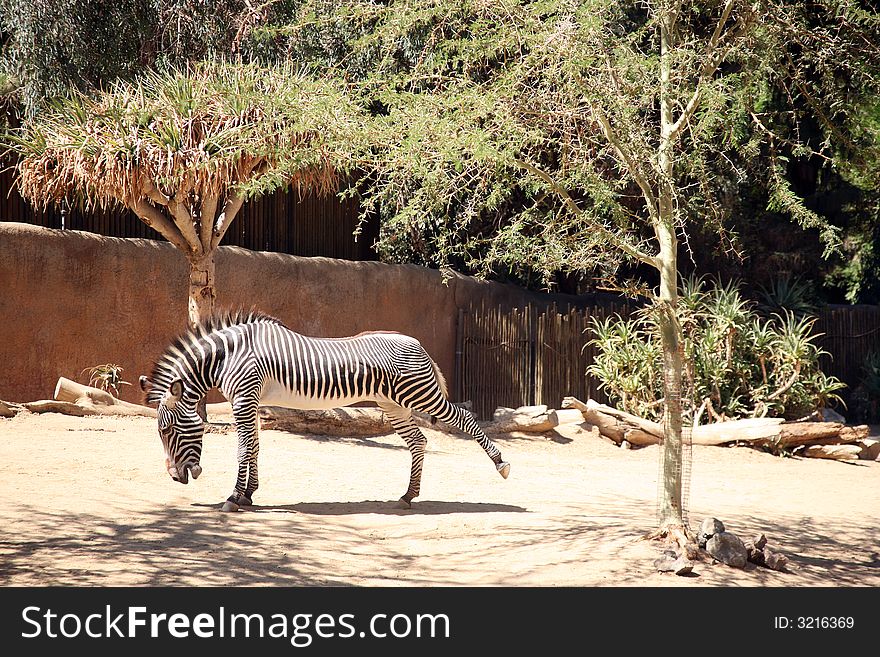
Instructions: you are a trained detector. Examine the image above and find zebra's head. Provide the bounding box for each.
[140,375,204,485]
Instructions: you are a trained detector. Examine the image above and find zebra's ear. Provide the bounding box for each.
[139,376,152,393]
[168,379,184,404]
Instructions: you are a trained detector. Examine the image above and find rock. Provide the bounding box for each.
[672,556,695,576]
[744,533,769,565]
[762,549,789,571]
[748,549,766,567]
[753,533,767,550]
[857,438,880,461]
[698,517,725,548]
[706,531,748,569]
[654,550,694,576]
[654,554,677,573]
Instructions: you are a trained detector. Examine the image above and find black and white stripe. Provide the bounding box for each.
[141,310,510,510]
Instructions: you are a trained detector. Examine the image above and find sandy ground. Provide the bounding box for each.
[0,409,878,587]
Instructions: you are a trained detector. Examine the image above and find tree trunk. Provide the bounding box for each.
[188,251,217,330]
[655,11,685,532]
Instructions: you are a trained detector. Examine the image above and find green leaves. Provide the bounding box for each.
[587,277,847,423]
[13,60,366,211]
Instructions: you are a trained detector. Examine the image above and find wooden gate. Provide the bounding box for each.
[455,302,633,420]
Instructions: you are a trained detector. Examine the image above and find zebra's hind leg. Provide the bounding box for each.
[379,403,428,509]
[432,401,510,479]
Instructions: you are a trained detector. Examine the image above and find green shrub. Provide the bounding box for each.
[587,276,846,424]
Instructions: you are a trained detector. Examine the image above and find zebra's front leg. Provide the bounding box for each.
[380,403,427,509]
[222,400,260,512]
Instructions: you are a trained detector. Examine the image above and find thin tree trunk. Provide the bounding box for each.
[656,8,686,532]
[187,251,216,330]
[188,251,215,421]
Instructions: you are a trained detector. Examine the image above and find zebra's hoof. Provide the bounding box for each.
[497,461,511,479]
[397,497,412,509]
[240,496,253,507]
[221,500,240,512]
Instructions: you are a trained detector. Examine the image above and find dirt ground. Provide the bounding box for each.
[1,409,878,587]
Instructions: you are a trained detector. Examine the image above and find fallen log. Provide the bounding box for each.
[561,395,870,451]
[693,418,786,446]
[258,406,392,436]
[0,399,18,418]
[488,405,556,433]
[798,444,862,461]
[548,408,587,427]
[54,377,157,417]
[560,397,660,446]
[22,399,97,416]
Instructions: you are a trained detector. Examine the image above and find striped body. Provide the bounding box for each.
[141,311,509,510]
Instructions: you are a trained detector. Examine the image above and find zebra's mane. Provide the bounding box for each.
[144,309,284,405]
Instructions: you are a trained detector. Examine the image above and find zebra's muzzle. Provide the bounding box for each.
[169,463,202,484]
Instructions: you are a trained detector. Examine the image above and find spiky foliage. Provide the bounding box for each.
[81,363,131,397]
[9,60,367,326]
[14,60,356,221]
[588,276,847,424]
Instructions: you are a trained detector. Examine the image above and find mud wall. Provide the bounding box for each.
[0,222,564,404]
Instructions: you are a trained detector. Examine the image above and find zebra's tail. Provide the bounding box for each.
[429,357,448,400]
[429,356,448,426]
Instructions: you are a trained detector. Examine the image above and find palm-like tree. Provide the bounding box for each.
[11,60,364,328]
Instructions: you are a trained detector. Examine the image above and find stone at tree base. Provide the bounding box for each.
[653,550,695,576]
[762,549,789,571]
[744,533,769,565]
[672,555,695,576]
[653,551,678,573]
[706,531,748,569]
[698,517,725,548]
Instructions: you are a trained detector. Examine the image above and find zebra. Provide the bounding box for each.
[139,310,510,511]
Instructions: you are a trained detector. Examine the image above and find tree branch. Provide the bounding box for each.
[666,0,742,145]
[591,107,660,224]
[766,363,802,402]
[200,196,219,252]
[514,158,658,268]
[750,112,832,162]
[210,194,245,250]
[129,200,191,253]
[167,193,202,255]
[208,159,269,250]
[141,180,201,254]
[142,181,171,207]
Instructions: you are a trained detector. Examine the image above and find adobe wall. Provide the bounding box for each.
[0,222,567,404]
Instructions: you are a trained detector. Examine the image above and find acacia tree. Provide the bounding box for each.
[0,0,252,118]
[12,60,364,328]
[258,0,879,537]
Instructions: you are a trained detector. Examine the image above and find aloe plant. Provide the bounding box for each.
[588,277,846,424]
[81,363,130,397]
